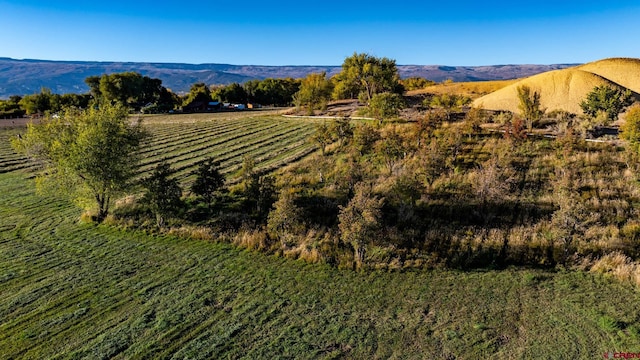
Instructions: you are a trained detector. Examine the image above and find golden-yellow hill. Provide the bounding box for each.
[472,58,640,114]
[408,79,518,99]
[577,58,640,93]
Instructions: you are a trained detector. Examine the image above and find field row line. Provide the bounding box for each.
[138,121,280,159]
[140,118,265,151]
[173,133,314,183]
[145,126,313,181]
[136,123,310,174]
[141,118,266,149]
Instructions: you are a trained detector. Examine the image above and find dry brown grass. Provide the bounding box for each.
[167,225,216,241]
[233,228,272,251]
[408,79,518,99]
[590,252,640,286]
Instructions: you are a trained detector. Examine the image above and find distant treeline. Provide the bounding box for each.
[2,54,437,118]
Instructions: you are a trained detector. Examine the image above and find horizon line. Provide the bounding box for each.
[0,56,586,68]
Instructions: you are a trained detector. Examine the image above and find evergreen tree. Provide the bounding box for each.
[142,162,183,227]
[190,157,225,209]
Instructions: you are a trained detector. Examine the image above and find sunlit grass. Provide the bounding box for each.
[1,171,639,358]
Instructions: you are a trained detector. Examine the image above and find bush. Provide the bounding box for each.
[621,105,640,146]
[367,92,406,123]
[142,162,183,227]
[580,85,633,124]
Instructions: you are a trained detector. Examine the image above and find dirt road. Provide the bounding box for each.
[0,118,36,128]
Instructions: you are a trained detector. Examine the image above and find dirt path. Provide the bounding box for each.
[0,118,37,128]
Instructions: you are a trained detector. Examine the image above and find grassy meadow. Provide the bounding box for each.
[2,113,640,358]
[2,170,640,359]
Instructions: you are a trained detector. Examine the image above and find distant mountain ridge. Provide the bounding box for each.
[0,57,577,98]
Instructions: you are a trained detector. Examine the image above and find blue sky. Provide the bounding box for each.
[1,1,639,66]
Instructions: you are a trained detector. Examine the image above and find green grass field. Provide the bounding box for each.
[0,112,319,183]
[1,114,640,359]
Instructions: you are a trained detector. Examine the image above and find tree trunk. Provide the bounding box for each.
[95,194,107,222]
[96,208,107,222]
[156,213,165,228]
[354,245,366,270]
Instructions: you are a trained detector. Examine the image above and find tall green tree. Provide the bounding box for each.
[580,85,633,124]
[269,78,301,106]
[12,103,146,221]
[85,72,174,111]
[400,77,435,91]
[415,109,446,146]
[182,82,213,107]
[293,72,333,113]
[244,78,300,106]
[267,190,303,246]
[463,107,488,139]
[190,157,225,209]
[0,95,25,118]
[245,174,277,218]
[330,117,354,147]
[375,127,405,174]
[516,85,543,129]
[19,88,54,115]
[213,83,248,104]
[85,76,101,99]
[240,155,256,189]
[332,53,403,102]
[58,93,91,110]
[353,123,381,155]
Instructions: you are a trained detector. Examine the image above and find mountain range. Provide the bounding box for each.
[0,57,577,99]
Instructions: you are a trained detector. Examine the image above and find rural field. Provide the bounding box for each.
[1,113,640,359]
[0,112,318,183]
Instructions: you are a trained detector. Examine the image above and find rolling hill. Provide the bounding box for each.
[577,58,640,93]
[472,58,640,114]
[0,57,575,98]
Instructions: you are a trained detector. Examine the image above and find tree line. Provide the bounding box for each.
[2,53,439,118]
[0,92,92,119]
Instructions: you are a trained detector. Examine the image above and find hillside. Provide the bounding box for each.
[408,79,519,99]
[0,57,576,98]
[577,57,640,93]
[472,58,640,114]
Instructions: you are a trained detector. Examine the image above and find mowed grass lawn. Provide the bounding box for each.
[1,113,640,359]
[2,173,640,359]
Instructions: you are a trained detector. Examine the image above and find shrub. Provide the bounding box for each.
[338,183,384,269]
[580,85,633,124]
[142,162,183,227]
[620,105,640,147]
[267,190,303,247]
[190,157,225,209]
[367,92,406,124]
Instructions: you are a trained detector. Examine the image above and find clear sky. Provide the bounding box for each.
[1,0,639,66]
